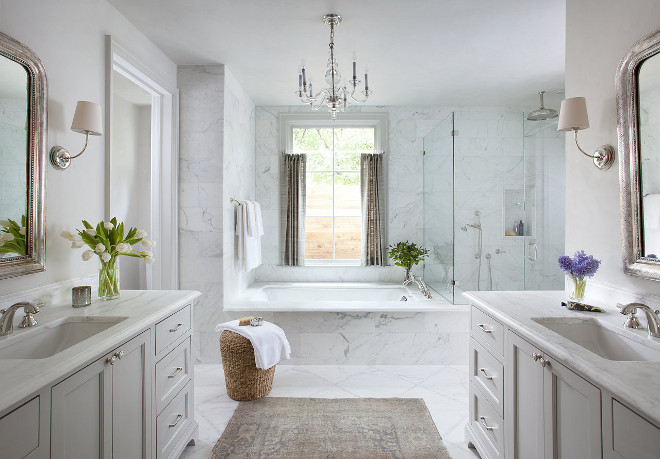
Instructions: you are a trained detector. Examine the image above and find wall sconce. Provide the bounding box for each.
[50,101,103,170]
[557,97,615,170]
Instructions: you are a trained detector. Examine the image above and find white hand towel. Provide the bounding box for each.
[235,200,262,272]
[644,194,660,229]
[246,201,258,237]
[216,320,291,369]
[254,201,264,236]
[235,202,246,271]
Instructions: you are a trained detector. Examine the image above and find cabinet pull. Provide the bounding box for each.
[115,350,124,360]
[168,367,184,379]
[540,357,551,368]
[477,324,493,333]
[106,355,116,365]
[479,416,497,431]
[169,413,183,428]
[170,323,183,333]
[532,352,542,361]
[479,368,494,380]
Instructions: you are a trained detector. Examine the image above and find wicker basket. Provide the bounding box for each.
[219,330,276,401]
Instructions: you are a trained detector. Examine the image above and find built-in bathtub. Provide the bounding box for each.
[226,282,460,312]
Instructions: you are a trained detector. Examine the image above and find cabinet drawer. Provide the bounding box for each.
[470,338,504,417]
[157,382,193,458]
[471,306,504,357]
[0,396,40,459]
[612,399,660,458]
[156,337,192,414]
[156,304,191,355]
[470,386,504,459]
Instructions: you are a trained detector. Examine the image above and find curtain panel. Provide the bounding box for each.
[360,153,385,266]
[281,153,307,266]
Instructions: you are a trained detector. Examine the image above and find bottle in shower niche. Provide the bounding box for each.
[513,221,519,236]
[518,219,524,236]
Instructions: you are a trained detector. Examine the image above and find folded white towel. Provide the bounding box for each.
[216,320,291,369]
[246,201,258,237]
[254,201,264,236]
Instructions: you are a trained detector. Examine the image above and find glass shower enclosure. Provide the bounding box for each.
[423,110,565,304]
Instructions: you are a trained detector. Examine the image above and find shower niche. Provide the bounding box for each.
[503,188,534,237]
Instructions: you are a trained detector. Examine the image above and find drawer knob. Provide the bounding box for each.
[106,355,116,365]
[115,350,124,360]
[540,357,551,368]
[477,324,493,334]
[170,323,183,333]
[479,416,497,431]
[479,368,494,380]
[168,367,184,379]
[169,413,183,428]
[532,352,542,361]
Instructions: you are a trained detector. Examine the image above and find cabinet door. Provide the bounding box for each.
[505,331,545,459]
[543,355,601,459]
[51,354,113,459]
[112,330,152,459]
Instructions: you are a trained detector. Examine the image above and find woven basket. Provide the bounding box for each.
[220,330,276,401]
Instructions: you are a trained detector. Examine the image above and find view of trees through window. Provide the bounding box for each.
[292,127,375,261]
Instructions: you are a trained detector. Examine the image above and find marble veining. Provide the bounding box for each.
[463,289,660,425]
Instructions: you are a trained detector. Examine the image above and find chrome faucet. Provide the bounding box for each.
[0,302,40,336]
[404,271,433,299]
[619,302,660,338]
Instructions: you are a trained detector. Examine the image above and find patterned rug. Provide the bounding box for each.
[211,397,451,458]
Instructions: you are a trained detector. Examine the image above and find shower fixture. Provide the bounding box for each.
[461,211,484,290]
[485,253,493,291]
[295,14,371,119]
[527,91,558,121]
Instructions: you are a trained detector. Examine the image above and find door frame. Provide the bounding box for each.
[104,36,179,289]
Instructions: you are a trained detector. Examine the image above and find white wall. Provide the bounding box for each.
[0,0,176,295]
[565,0,660,295]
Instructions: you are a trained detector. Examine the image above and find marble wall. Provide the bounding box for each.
[178,65,227,363]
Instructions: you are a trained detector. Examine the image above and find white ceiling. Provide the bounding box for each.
[108,0,566,108]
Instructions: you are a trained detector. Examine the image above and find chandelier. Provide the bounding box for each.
[296,14,371,119]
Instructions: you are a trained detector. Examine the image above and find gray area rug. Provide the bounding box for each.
[212,397,451,459]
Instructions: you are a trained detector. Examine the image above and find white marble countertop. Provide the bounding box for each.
[463,290,660,425]
[0,290,200,415]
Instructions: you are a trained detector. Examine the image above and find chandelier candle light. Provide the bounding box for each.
[296,14,371,119]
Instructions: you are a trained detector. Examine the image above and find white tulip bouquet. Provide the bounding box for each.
[0,216,27,256]
[62,217,156,300]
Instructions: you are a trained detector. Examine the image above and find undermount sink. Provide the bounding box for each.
[531,317,660,362]
[0,316,128,360]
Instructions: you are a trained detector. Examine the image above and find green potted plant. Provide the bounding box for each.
[387,241,429,284]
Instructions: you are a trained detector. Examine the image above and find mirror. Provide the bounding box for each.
[618,28,660,280]
[0,32,47,278]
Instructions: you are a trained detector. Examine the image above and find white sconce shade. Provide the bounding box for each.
[557,97,590,131]
[71,101,103,136]
[50,100,103,170]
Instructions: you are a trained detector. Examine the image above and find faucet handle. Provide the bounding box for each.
[623,309,644,329]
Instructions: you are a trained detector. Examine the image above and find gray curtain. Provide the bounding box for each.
[360,153,385,266]
[281,153,307,266]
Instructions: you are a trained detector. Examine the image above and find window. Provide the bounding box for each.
[281,114,387,266]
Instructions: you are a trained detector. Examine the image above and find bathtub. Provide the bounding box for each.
[228,282,456,312]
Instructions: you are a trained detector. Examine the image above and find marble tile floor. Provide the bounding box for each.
[180,364,480,459]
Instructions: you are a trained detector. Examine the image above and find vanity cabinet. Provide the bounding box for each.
[51,329,151,459]
[468,304,603,459]
[506,331,601,459]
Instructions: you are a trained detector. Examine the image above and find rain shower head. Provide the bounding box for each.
[527,91,558,121]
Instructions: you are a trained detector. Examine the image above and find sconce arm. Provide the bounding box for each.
[572,129,616,171]
[69,132,90,160]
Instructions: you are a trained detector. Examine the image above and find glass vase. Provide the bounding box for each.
[403,266,414,286]
[99,261,120,300]
[569,276,587,302]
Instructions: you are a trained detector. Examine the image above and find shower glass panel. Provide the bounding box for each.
[423,110,565,304]
[423,113,454,303]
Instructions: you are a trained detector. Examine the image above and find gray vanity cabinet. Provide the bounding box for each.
[505,330,601,459]
[51,329,151,459]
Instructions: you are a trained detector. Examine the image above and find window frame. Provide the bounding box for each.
[279,113,388,267]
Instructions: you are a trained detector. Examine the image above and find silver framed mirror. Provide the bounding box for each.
[0,32,47,279]
[618,28,660,280]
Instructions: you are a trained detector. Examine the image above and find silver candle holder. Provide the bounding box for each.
[72,286,92,308]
